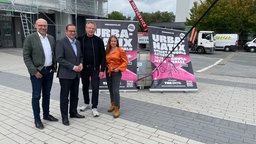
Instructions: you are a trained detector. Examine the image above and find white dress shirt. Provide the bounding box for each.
[38,32,52,66]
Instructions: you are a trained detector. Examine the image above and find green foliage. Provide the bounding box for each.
[108,11,129,20]
[133,11,175,31]
[186,0,256,44]
[108,11,175,32]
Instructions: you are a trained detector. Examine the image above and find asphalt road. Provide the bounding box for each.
[190,50,256,78]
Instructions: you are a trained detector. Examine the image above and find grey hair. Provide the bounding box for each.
[86,21,97,28]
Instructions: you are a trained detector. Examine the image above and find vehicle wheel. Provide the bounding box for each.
[224,46,230,51]
[250,47,255,52]
[197,47,205,54]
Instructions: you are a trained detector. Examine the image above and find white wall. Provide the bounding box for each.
[55,12,72,40]
[175,0,195,22]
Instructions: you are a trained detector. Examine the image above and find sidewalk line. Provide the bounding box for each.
[196,58,223,73]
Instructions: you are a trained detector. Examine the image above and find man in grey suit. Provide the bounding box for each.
[23,18,58,129]
[56,24,85,126]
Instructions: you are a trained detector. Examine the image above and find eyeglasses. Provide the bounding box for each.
[67,30,76,33]
[37,25,47,27]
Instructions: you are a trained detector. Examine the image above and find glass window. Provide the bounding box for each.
[202,33,211,40]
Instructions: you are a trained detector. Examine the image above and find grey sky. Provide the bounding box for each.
[108,0,177,18]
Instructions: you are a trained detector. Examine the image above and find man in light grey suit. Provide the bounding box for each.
[23,18,58,129]
[56,24,85,126]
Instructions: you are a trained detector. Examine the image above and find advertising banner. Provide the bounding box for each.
[87,19,138,90]
[148,26,198,91]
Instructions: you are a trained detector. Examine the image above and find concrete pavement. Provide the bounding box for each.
[0,48,256,144]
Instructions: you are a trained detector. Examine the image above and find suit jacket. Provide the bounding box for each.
[56,36,83,79]
[23,32,56,75]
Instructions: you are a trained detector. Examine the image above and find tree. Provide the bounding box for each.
[133,11,175,31]
[108,11,175,32]
[186,0,256,45]
[108,11,130,20]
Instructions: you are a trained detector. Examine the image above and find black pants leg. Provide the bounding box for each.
[59,78,79,119]
[81,67,100,108]
[90,68,99,109]
[81,70,90,105]
[70,77,79,115]
[59,79,70,119]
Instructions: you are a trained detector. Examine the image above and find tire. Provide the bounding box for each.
[250,47,255,52]
[197,47,205,54]
[224,46,230,52]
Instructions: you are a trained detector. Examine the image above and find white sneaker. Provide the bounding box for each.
[92,108,99,117]
[79,104,89,112]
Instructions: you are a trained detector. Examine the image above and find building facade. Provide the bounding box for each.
[0,0,108,48]
[175,0,196,22]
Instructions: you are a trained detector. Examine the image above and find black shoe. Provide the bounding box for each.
[70,113,85,118]
[62,118,70,126]
[43,114,58,121]
[35,121,44,129]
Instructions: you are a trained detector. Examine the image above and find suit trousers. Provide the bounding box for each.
[81,67,99,109]
[30,68,53,121]
[59,77,79,119]
[106,71,122,108]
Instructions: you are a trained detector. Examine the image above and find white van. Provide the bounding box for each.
[214,34,239,51]
[244,38,256,52]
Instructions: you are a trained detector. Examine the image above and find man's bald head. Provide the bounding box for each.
[34,18,48,37]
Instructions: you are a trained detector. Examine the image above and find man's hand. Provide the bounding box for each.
[99,71,104,78]
[78,64,83,72]
[74,64,83,72]
[34,72,42,78]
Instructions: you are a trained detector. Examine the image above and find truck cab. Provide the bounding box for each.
[189,30,215,54]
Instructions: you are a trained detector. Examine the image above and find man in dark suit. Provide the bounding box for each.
[56,24,85,126]
[23,18,58,129]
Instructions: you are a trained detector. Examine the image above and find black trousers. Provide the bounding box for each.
[81,67,100,109]
[59,77,79,119]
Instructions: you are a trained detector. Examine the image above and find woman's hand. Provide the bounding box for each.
[113,68,119,72]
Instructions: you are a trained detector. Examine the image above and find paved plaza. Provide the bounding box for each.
[0,48,255,144]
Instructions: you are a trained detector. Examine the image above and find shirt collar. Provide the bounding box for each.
[37,31,48,38]
[66,36,76,44]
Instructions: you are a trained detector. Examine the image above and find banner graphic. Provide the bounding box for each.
[148,26,198,91]
[87,19,138,90]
